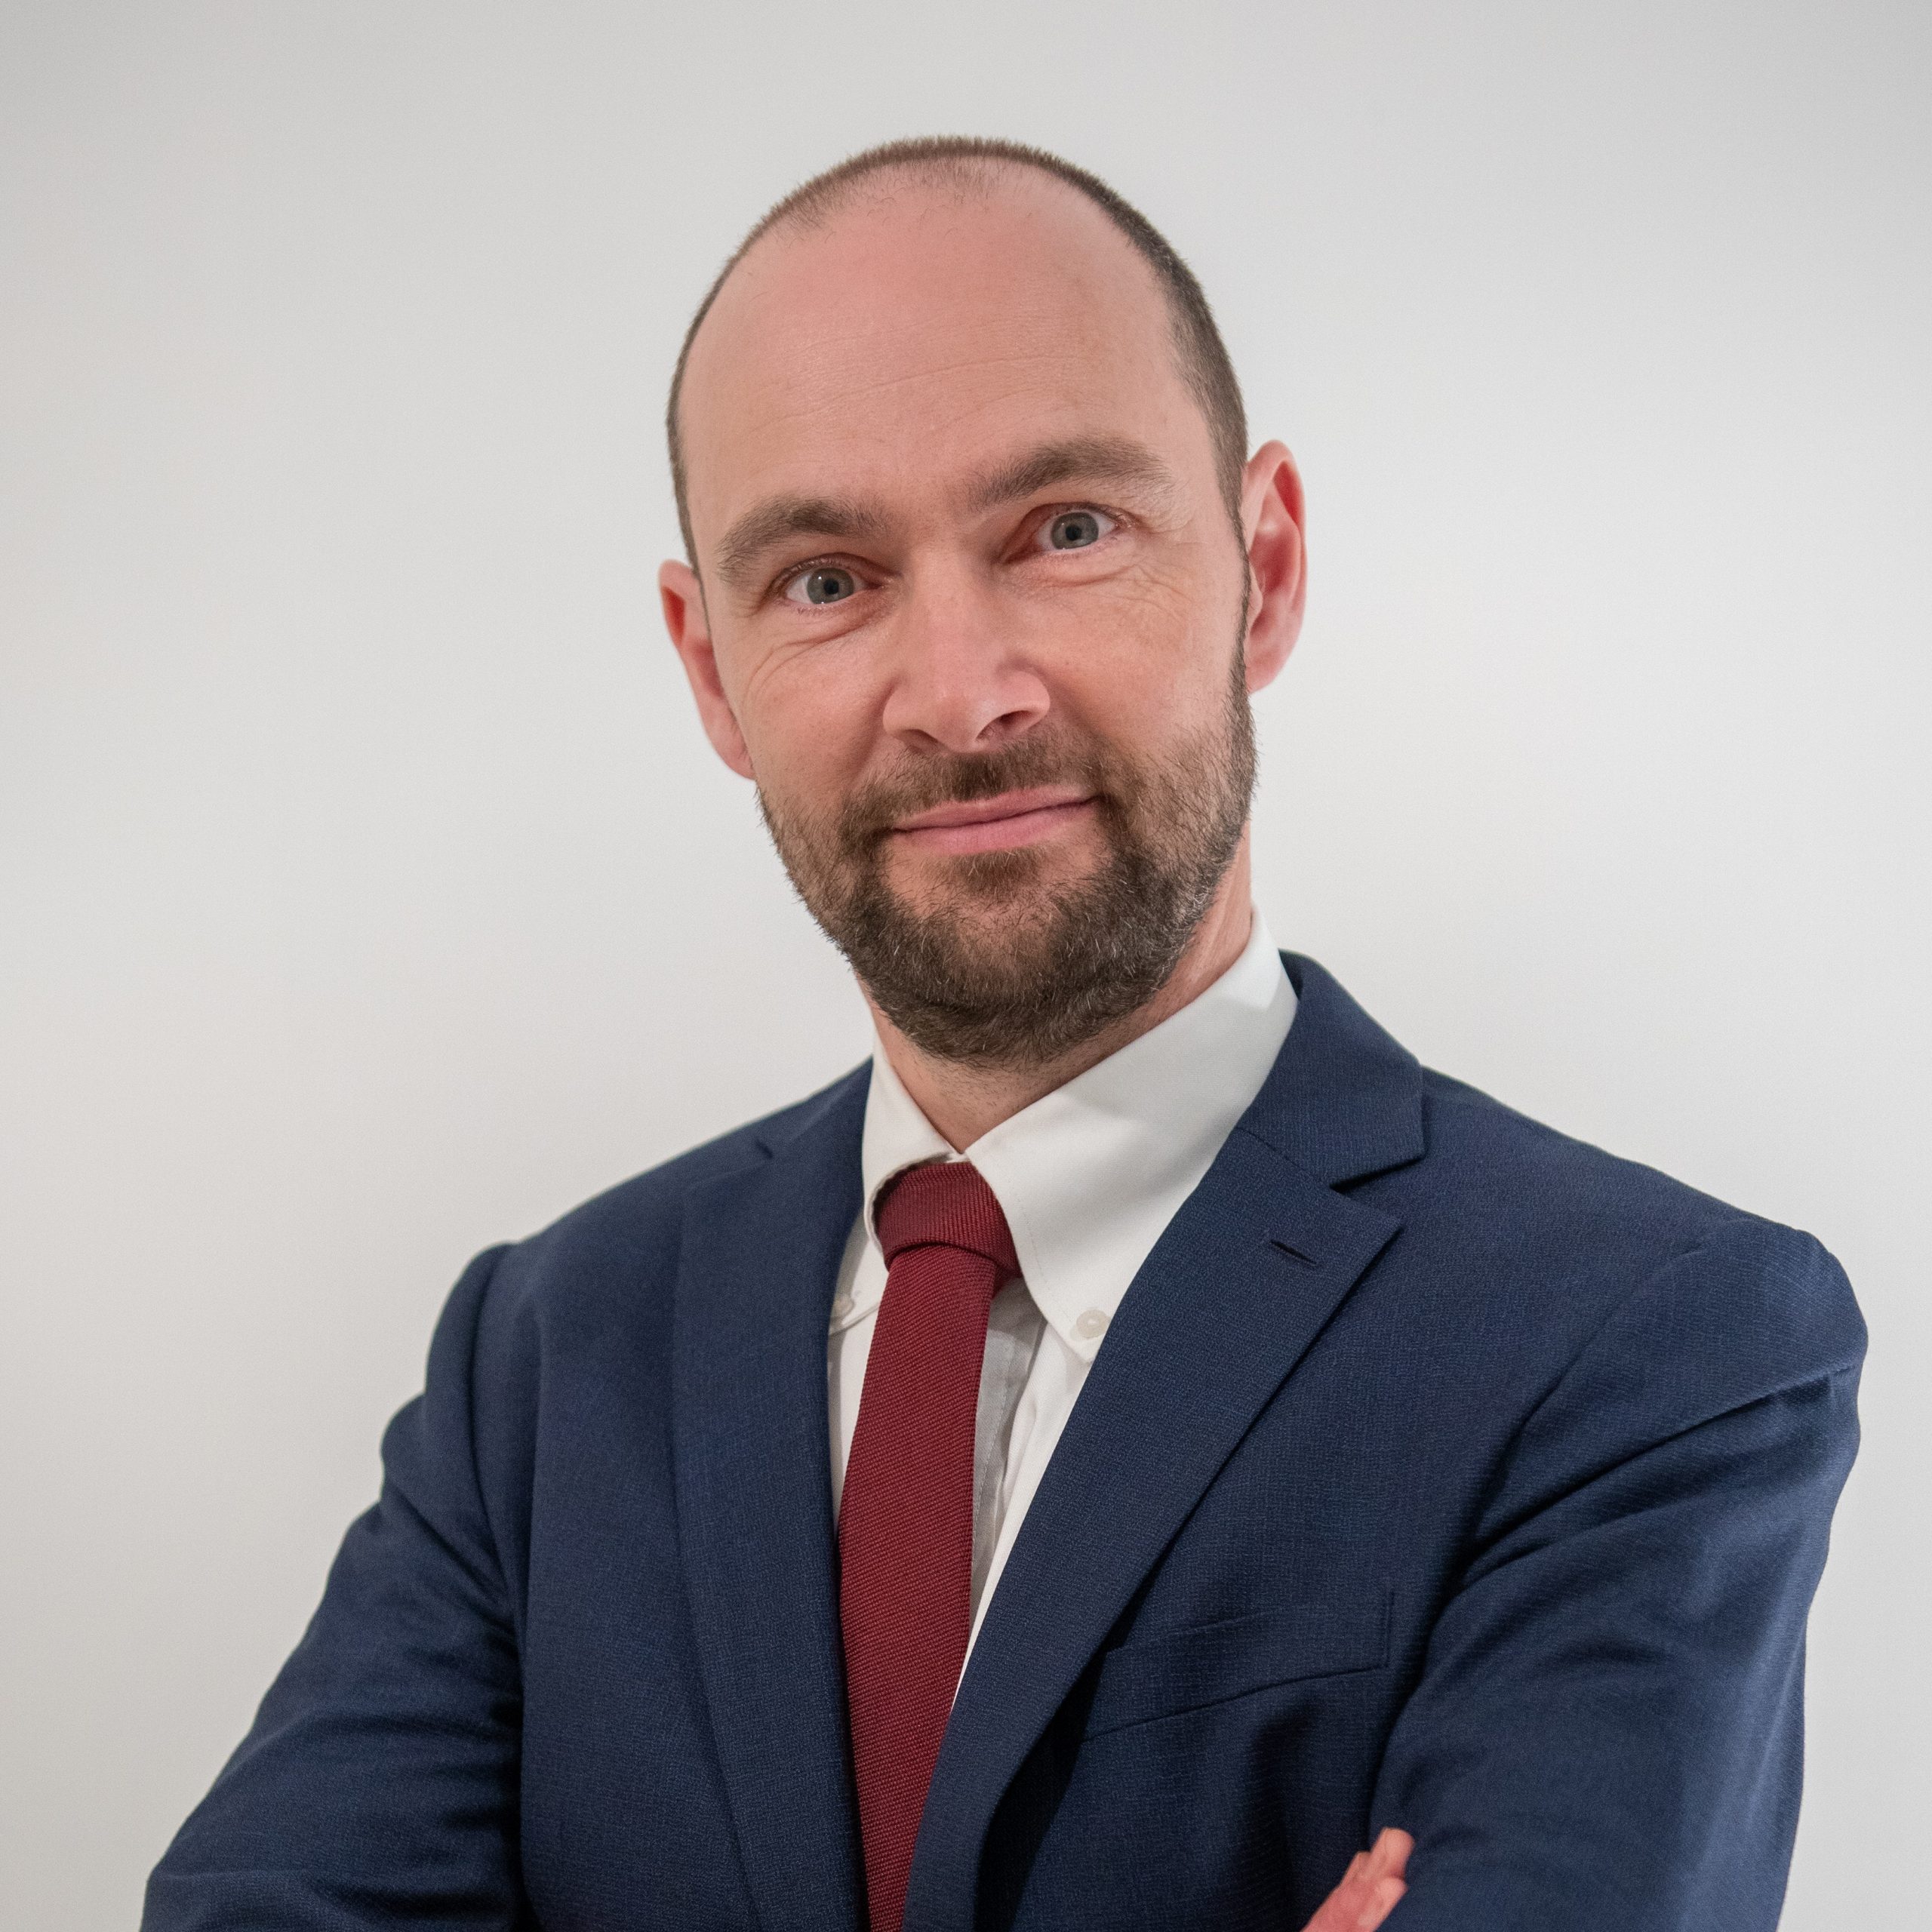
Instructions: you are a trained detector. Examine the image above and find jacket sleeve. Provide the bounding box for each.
[1372,1217,1864,1932]
[143,1246,531,1931]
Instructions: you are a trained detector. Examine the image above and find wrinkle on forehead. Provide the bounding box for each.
[699,274,1117,426]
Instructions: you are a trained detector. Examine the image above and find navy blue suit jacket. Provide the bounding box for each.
[146,956,1863,1930]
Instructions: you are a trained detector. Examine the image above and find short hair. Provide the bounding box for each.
[665,136,1248,566]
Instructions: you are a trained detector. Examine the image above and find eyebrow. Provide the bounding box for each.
[960,433,1180,515]
[712,494,890,595]
[708,433,1180,597]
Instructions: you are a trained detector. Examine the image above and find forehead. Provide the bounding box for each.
[677,173,1214,552]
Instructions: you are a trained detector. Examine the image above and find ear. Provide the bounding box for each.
[1238,441,1306,694]
[659,559,755,780]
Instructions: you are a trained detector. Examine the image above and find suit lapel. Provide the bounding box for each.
[904,955,1426,1932]
[671,1069,869,1932]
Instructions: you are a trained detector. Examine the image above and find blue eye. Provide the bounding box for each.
[785,565,859,607]
[1044,509,1114,551]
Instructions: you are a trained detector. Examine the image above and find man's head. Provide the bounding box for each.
[660,137,1307,1067]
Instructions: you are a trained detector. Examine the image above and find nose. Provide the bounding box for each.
[878,559,1051,755]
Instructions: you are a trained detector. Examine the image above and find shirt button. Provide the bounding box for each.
[830,1295,854,1322]
[1074,1308,1109,1341]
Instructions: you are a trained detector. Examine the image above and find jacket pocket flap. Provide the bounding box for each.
[1084,1591,1391,1737]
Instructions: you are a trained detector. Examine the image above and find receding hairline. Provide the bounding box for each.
[666,137,1248,567]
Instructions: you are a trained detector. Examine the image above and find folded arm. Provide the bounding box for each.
[1367,1218,1863,1930]
[143,1247,530,1932]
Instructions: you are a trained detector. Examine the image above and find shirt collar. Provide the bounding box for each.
[846,908,1297,1364]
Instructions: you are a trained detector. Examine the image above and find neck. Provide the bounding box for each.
[865,838,1258,1150]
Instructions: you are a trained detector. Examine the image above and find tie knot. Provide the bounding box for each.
[874,1161,1020,1281]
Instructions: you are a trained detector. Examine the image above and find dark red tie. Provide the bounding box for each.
[839,1161,1020,1932]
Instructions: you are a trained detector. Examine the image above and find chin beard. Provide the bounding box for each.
[758,652,1255,1069]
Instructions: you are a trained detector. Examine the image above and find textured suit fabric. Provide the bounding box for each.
[843,1163,1021,1932]
[143,955,1864,1932]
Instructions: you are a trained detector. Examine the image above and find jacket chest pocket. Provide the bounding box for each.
[1083,1589,1392,1737]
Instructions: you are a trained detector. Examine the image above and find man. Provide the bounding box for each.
[145,138,1863,1932]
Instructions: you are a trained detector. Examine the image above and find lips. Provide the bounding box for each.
[890,786,1097,855]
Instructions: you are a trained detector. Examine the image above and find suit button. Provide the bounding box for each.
[1074,1308,1109,1340]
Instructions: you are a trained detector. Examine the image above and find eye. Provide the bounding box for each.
[782,564,862,608]
[1038,508,1116,552]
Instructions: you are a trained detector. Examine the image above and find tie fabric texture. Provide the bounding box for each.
[839,1160,1020,1932]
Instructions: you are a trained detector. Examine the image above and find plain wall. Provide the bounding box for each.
[2,3,1926,1925]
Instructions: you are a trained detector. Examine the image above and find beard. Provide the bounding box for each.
[758,645,1256,1068]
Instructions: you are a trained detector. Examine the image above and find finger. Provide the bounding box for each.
[1302,1888,1360,1932]
[1353,1875,1407,1930]
[1302,1861,1372,1932]
[1303,1832,1414,1932]
[1365,1826,1414,1879]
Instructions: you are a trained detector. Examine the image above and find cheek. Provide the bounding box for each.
[732,639,880,811]
[1029,570,1232,740]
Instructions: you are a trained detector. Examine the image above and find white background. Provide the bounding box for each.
[2,3,1926,1925]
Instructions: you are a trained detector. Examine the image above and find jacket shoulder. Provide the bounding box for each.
[1404,1065,1862,1365]
[477,1061,868,1312]
[1417,1063,1733,1230]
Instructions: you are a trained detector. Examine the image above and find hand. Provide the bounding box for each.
[1301,1826,1413,1932]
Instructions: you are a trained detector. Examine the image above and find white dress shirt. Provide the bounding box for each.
[827,909,1297,1665]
